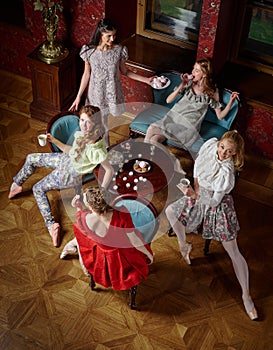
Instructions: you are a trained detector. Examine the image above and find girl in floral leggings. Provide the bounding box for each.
[8,105,114,247]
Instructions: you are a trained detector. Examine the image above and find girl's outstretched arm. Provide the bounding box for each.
[47,133,72,153]
[100,159,115,189]
[215,91,239,120]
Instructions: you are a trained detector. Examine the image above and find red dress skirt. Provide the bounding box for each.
[73,207,152,290]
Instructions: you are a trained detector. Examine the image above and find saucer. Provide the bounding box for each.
[151,77,170,90]
[133,160,151,173]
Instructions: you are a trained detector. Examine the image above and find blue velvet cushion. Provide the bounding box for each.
[50,114,80,152]
[114,199,159,243]
[130,104,170,136]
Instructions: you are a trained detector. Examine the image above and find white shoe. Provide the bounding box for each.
[243,296,258,320]
[60,238,78,259]
[180,242,192,265]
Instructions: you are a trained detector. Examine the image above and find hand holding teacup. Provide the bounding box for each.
[177,178,195,197]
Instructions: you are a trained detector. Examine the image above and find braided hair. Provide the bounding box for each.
[83,186,112,214]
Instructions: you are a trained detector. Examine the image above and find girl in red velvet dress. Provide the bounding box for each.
[62,186,153,290]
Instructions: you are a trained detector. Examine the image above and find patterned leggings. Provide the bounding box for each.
[13,153,81,228]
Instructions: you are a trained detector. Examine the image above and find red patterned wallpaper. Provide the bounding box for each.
[0,0,272,160]
[0,0,105,78]
[245,108,273,160]
[197,0,221,60]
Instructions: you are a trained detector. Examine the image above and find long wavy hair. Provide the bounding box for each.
[89,18,117,48]
[196,58,216,97]
[73,105,105,161]
[219,130,245,171]
[83,186,112,214]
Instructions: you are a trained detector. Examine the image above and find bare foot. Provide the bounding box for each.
[8,182,23,199]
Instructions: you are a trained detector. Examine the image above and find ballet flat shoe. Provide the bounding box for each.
[50,223,61,247]
[8,185,23,199]
[180,242,192,265]
[247,307,258,321]
[243,296,258,321]
[60,248,78,259]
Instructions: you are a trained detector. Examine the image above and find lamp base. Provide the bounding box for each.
[37,41,69,64]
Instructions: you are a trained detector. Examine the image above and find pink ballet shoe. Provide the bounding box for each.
[180,242,192,265]
[8,183,23,199]
[243,296,258,321]
[49,223,61,247]
[247,307,258,321]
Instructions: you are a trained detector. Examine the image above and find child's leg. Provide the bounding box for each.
[9,153,63,199]
[144,124,166,143]
[32,163,79,246]
[221,239,258,319]
[165,201,192,265]
[13,153,62,186]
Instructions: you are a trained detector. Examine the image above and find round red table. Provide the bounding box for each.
[95,139,175,196]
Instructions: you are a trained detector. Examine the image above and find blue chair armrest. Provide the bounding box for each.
[204,89,239,130]
[48,114,80,152]
[114,199,159,243]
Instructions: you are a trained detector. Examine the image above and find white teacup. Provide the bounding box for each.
[179,178,190,188]
[38,134,47,147]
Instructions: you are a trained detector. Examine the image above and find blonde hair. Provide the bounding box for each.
[83,186,112,214]
[196,58,216,97]
[73,105,105,161]
[219,130,245,171]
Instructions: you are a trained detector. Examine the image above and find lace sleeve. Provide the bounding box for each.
[79,45,94,61]
[121,45,129,62]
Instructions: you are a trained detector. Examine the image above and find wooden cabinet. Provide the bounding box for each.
[27,46,77,123]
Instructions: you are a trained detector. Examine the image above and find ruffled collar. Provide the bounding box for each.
[184,82,211,103]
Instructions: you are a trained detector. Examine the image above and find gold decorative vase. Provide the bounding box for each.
[38,3,69,64]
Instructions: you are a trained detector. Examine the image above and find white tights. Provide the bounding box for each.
[165,204,254,313]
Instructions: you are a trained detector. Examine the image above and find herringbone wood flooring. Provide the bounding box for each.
[0,69,273,350]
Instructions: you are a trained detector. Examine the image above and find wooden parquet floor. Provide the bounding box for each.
[0,69,273,350]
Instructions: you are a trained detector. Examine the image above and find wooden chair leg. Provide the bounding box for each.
[129,285,138,309]
[203,239,212,255]
[89,274,96,290]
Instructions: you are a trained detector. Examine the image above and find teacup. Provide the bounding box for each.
[38,134,47,147]
[179,178,190,188]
